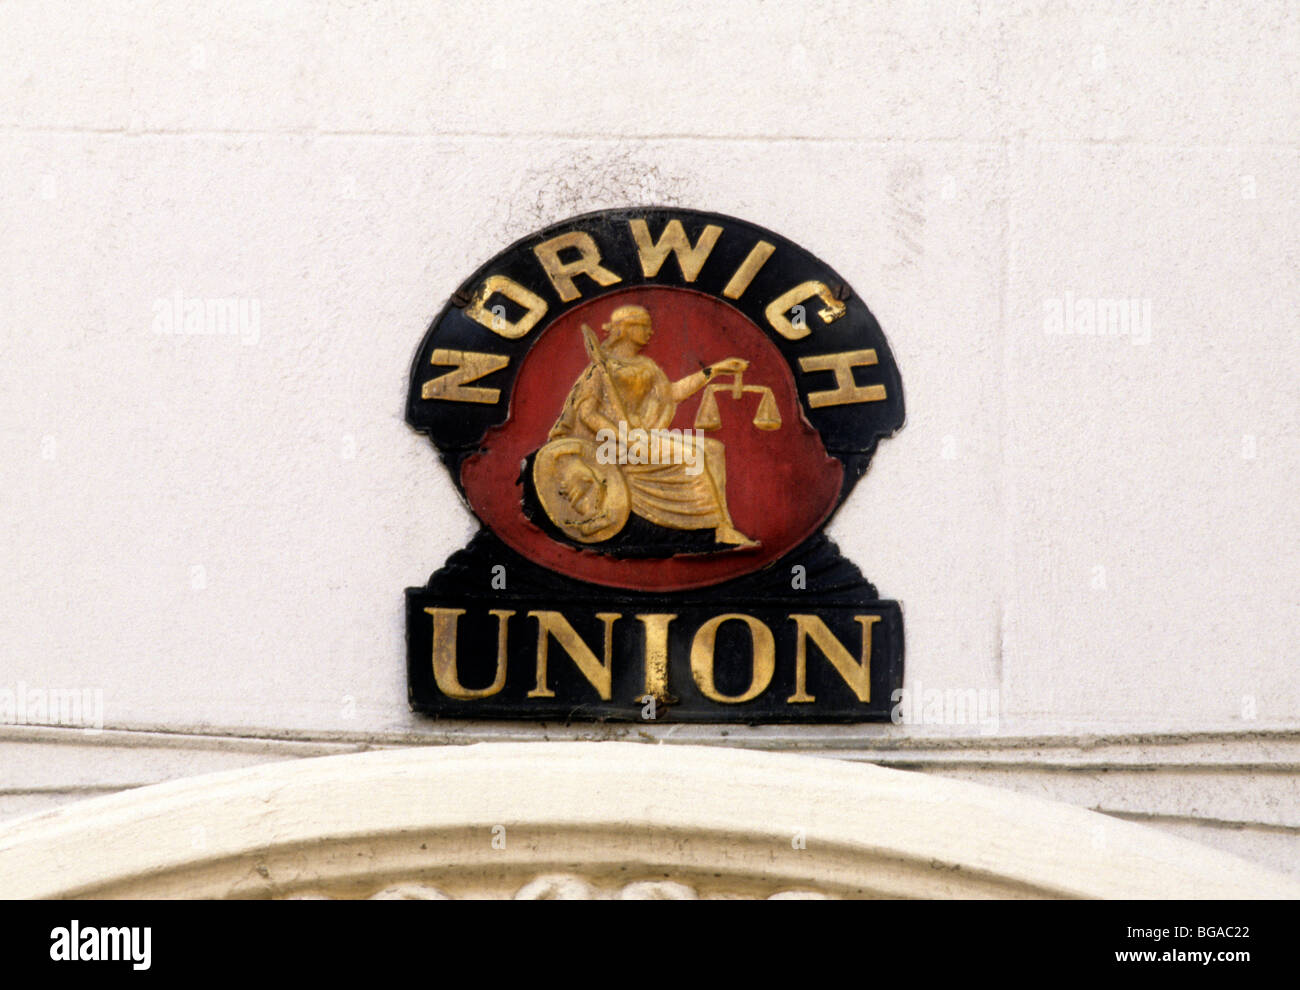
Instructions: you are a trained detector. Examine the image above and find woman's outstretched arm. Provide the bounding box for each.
[671,357,748,402]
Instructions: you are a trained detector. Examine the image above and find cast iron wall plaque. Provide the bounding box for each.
[405,207,904,722]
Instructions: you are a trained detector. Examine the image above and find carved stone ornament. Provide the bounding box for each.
[1,743,1295,899]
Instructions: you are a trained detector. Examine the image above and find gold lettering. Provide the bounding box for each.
[421,349,510,403]
[628,219,722,282]
[464,274,548,339]
[798,350,887,407]
[765,280,847,339]
[532,231,622,302]
[690,613,774,704]
[425,607,513,699]
[636,613,676,703]
[787,614,880,703]
[722,240,776,299]
[527,610,620,700]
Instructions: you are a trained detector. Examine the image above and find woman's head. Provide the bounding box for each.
[602,305,653,350]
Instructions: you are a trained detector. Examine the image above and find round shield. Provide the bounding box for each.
[532,438,630,544]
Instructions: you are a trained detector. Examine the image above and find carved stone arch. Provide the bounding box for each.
[0,743,1294,899]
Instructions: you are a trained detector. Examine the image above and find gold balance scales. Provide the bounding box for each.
[694,371,781,432]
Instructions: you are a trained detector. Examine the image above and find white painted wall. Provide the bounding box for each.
[1,1,1296,876]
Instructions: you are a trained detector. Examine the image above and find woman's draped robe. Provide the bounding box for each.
[548,353,733,533]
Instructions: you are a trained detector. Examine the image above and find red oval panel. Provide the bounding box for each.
[459,286,843,591]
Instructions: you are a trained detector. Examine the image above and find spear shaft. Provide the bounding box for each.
[580,323,632,428]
